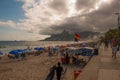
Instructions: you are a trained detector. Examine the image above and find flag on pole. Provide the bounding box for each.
[74,33,80,42]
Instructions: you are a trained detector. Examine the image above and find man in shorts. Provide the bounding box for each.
[111,37,118,59]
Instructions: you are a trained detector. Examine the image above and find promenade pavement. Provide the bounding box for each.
[98,46,120,80]
[76,45,120,80]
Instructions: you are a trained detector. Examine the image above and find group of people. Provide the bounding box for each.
[8,52,26,60]
[61,52,80,65]
[46,62,63,80]
[102,37,120,59]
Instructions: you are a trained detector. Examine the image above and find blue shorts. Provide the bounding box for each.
[112,47,117,52]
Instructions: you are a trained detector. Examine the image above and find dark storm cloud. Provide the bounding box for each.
[47,23,83,34]
[76,0,97,10]
[85,0,120,31]
[49,0,68,14]
[40,20,91,35]
[40,0,120,35]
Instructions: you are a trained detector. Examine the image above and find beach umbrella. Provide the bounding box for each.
[51,47,58,51]
[23,48,31,53]
[9,50,19,55]
[15,49,23,54]
[67,47,78,50]
[81,48,88,56]
[34,47,44,51]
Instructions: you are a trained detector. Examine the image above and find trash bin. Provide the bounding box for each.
[94,48,98,55]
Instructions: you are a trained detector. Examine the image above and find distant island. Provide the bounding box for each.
[42,30,100,41]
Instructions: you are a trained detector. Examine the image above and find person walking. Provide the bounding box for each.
[65,52,69,64]
[117,37,120,51]
[104,38,109,49]
[56,62,63,80]
[111,37,118,59]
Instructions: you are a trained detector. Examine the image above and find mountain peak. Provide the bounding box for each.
[43,30,100,41]
[61,30,69,34]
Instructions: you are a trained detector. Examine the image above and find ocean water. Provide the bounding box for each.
[0,41,76,54]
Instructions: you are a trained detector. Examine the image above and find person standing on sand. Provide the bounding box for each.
[56,62,63,80]
[65,52,69,64]
[111,37,118,59]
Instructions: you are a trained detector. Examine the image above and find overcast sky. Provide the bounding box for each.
[0,0,120,41]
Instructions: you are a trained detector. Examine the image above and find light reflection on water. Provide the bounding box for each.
[0,41,75,54]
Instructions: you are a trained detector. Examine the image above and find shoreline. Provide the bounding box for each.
[0,40,97,54]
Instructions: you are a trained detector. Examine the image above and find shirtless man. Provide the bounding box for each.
[111,37,118,59]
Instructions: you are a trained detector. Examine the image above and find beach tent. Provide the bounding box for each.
[81,47,93,56]
[67,47,81,54]
[34,47,44,51]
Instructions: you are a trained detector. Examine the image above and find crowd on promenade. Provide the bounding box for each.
[100,37,120,59]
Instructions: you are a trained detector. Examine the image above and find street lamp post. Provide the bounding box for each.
[115,12,120,38]
[115,12,120,29]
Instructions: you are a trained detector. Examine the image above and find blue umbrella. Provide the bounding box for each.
[52,47,58,51]
[34,47,44,51]
[9,50,19,55]
[16,49,23,53]
[81,48,88,56]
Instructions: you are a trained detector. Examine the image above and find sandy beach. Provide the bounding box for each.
[0,51,84,80]
[0,41,95,80]
[0,52,59,80]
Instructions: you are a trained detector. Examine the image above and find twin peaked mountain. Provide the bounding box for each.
[43,30,99,41]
